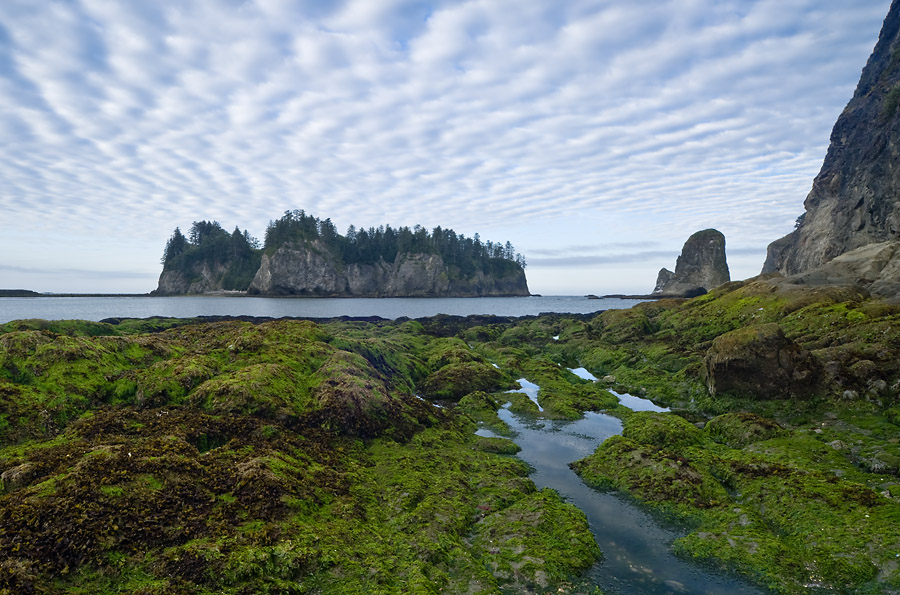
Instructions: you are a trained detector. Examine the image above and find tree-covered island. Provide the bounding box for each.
[154,210,529,297]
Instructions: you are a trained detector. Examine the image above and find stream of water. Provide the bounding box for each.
[477,380,762,594]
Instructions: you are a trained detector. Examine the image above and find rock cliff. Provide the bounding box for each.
[653,229,730,296]
[763,0,900,274]
[247,241,530,297]
[773,240,900,298]
[154,214,530,297]
[155,262,238,295]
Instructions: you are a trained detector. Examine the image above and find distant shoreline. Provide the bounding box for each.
[0,290,150,298]
[2,289,653,300]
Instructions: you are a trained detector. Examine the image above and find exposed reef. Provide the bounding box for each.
[3,278,900,592]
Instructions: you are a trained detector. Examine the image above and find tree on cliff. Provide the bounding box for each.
[160,221,261,291]
[161,227,188,264]
[259,210,525,275]
[157,210,526,293]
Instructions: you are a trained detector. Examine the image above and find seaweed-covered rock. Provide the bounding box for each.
[418,361,506,400]
[704,412,785,448]
[622,411,704,450]
[704,323,820,399]
[572,435,727,509]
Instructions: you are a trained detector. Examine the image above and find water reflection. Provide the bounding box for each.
[568,367,670,412]
[478,405,761,594]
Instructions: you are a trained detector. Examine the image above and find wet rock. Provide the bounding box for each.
[703,323,820,399]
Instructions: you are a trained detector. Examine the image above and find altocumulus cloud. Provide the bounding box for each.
[0,0,891,293]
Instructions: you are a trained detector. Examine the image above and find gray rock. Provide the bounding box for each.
[654,229,730,296]
[775,241,900,298]
[764,0,900,275]
[653,268,675,293]
[248,240,530,297]
[1,462,35,492]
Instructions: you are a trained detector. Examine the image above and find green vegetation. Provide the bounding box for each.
[264,209,527,273]
[161,221,262,291]
[6,275,900,593]
[555,278,900,593]
[0,315,600,594]
[883,83,900,119]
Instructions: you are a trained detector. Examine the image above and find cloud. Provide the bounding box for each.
[0,0,892,293]
[528,251,677,268]
[0,264,152,281]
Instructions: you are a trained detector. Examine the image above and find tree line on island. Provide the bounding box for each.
[160,210,527,293]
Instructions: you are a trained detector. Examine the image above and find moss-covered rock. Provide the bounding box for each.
[704,323,820,400]
[419,361,507,400]
[704,412,785,448]
[622,411,704,450]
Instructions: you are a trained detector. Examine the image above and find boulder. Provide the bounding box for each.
[704,323,820,399]
[653,229,730,296]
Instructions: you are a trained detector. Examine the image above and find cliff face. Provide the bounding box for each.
[763,0,900,274]
[247,241,530,297]
[653,229,730,296]
[155,262,234,295]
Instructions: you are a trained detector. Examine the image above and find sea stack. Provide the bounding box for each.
[763,0,900,275]
[653,229,730,296]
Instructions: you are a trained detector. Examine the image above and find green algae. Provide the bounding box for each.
[0,317,602,594]
[8,279,900,593]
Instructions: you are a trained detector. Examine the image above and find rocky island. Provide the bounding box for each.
[653,228,731,297]
[153,212,529,297]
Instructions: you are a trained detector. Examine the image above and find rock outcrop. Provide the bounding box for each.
[155,262,235,295]
[653,268,675,293]
[247,241,530,297]
[703,323,820,400]
[763,0,900,275]
[773,240,900,298]
[653,229,730,296]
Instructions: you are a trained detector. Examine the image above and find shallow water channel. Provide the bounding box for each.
[477,380,762,594]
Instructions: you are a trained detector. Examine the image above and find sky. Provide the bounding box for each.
[0,0,893,295]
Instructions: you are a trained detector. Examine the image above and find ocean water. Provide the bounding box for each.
[0,295,645,324]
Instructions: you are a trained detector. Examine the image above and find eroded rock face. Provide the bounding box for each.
[764,0,900,275]
[248,241,529,297]
[704,323,820,400]
[653,268,675,293]
[155,262,232,295]
[775,241,900,298]
[653,229,730,295]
